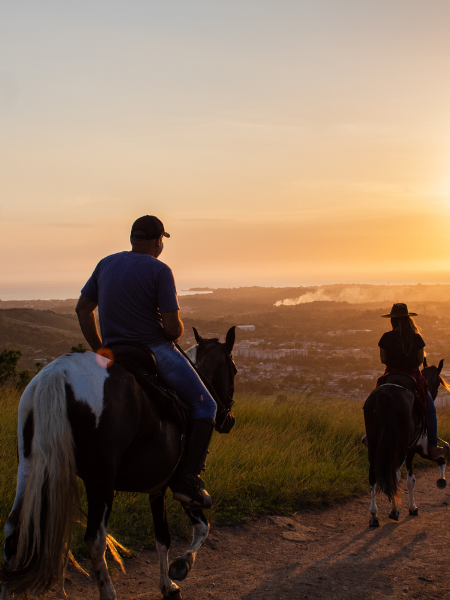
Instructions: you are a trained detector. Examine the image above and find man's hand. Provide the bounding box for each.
[162,310,184,343]
[75,295,103,352]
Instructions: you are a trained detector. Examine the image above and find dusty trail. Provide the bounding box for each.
[39,467,450,600]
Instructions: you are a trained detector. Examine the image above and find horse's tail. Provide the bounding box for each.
[2,368,79,594]
[372,389,400,503]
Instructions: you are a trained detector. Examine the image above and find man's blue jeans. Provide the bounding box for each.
[150,342,217,421]
[427,392,438,447]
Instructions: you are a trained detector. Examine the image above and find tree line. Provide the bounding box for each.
[0,344,86,391]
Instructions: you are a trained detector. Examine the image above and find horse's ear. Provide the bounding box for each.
[423,356,428,368]
[225,326,236,354]
[193,327,203,344]
[438,359,444,374]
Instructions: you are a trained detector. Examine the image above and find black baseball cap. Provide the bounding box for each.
[130,215,170,240]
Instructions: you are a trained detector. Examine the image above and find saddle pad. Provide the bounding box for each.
[104,341,188,430]
[382,372,418,396]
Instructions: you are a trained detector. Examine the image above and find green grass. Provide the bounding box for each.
[3,386,450,555]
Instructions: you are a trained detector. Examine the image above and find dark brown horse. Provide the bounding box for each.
[364,358,449,527]
[1,327,236,600]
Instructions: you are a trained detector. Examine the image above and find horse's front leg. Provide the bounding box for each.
[150,492,181,600]
[436,457,447,489]
[169,507,209,581]
[84,481,116,600]
[0,585,13,600]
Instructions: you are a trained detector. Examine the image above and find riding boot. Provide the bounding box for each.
[171,418,215,508]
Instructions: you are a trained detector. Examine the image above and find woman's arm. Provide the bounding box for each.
[417,348,424,366]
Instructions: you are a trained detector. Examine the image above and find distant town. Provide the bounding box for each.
[2,283,450,405]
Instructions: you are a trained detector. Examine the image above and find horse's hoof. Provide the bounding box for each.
[164,590,182,600]
[389,511,399,521]
[437,477,447,489]
[169,556,193,581]
[369,517,379,528]
[409,508,419,516]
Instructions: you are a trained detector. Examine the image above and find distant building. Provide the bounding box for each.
[232,346,308,359]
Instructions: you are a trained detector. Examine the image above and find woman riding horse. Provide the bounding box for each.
[377,302,444,460]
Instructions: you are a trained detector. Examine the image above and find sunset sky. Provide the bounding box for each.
[1,0,450,298]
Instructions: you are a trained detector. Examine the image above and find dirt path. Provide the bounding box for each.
[40,467,450,600]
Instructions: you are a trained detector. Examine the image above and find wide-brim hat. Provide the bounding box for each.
[381,303,417,318]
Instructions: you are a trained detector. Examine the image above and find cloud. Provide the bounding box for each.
[174,217,237,222]
[43,222,91,228]
[64,196,110,207]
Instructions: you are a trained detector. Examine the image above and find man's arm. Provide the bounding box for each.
[75,295,103,352]
[380,348,387,364]
[161,310,184,343]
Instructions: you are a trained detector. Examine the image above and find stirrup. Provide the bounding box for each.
[428,446,446,461]
[171,474,212,508]
[172,484,212,509]
[437,438,450,452]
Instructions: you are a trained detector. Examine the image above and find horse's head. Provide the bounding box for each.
[186,326,237,433]
[422,357,450,399]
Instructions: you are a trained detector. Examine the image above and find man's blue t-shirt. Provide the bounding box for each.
[81,251,180,348]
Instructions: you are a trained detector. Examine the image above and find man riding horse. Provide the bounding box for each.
[76,215,216,509]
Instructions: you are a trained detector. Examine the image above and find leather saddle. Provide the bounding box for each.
[380,372,418,397]
[104,341,189,430]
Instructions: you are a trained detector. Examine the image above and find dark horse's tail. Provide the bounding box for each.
[367,388,400,503]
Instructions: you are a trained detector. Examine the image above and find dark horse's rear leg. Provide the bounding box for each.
[150,492,181,600]
[168,507,209,582]
[405,450,419,516]
[84,479,117,600]
[368,460,379,527]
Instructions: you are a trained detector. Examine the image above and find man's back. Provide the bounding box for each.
[81,251,179,347]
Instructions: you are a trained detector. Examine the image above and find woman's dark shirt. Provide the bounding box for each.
[378,330,425,370]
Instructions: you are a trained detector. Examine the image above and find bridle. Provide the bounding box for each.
[176,341,238,429]
[217,349,238,428]
[422,366,440,401]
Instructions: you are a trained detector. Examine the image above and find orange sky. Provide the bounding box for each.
[1,1,450,297]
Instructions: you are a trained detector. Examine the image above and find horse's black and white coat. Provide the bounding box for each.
[1,327,236,600]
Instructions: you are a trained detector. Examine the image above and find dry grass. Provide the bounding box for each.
[2,386,450,554]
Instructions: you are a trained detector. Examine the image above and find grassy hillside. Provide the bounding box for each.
[0,309,85,369]
[3,386,450,556]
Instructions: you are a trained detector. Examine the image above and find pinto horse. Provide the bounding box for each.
[1,327,236,600]
[364,358,450,527]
